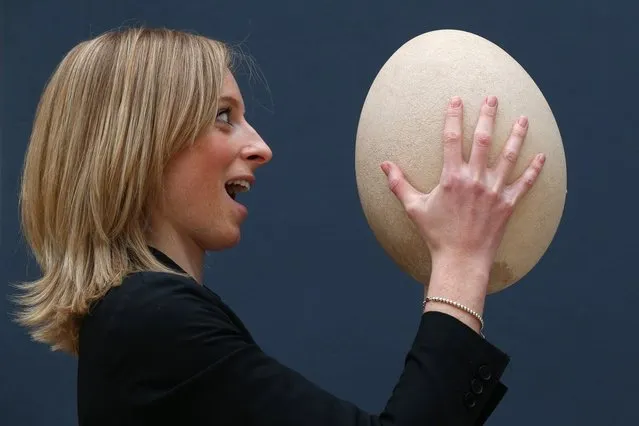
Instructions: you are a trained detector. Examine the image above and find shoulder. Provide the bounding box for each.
[86,271,222,325]
[77,271,257,419]
[79,271,246,364]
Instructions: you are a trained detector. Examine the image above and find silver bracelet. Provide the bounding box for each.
[423,296,485,337]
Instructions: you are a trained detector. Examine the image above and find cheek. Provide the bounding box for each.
[171,170,224,212]
[162,136,236,218]
[163,157,223,219]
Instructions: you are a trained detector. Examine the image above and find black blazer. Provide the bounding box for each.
[77,248,510,425]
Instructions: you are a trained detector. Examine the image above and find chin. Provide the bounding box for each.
[224,232,242,249]
[200,228,242,251]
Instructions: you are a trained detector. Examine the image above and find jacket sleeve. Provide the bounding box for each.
[119,274,510,426]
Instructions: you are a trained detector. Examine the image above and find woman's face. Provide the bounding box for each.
[156,70,273,252]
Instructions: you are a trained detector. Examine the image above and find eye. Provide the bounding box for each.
[216,107,232,125]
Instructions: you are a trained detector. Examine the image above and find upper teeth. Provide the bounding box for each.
[226,179,251,194]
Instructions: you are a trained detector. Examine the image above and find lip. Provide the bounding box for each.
[225,174,254,216]
[227,192,248,217]
[233,198,248,216]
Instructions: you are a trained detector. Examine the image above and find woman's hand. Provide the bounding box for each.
[381,96,546,330]
[382,95,545,269]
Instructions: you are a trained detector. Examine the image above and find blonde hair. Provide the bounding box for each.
[15,27,234,355]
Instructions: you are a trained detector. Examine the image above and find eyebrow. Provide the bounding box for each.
[219,95,245,111]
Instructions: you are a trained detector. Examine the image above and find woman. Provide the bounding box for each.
[16,27,545,425]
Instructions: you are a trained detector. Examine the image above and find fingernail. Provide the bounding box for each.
[538,153,546,163]
[380,162,390,175]
[518,116,528,127]
[486,96,497,107]
[450,96,461,107]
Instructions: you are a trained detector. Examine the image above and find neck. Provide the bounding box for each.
[146,222,204,283]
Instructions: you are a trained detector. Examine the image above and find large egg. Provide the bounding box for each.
[355,29,567,293]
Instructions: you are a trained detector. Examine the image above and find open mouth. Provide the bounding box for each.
[225,179,251,200]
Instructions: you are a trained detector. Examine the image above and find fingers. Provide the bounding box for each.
[442,97,464,172]
[381,161,422,208]
[507,153,546,205]
[493,116,529,191]
[469,96,498,178]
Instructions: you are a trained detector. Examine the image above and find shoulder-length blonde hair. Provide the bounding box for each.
[16,27,234,355]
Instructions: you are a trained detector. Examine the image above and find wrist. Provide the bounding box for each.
[425,253,491,318]
[422,296,485,335]
[430,249,493,275]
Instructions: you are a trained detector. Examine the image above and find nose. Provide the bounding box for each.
[241,130,273,166]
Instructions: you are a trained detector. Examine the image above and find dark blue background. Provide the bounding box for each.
[2,1,637,425]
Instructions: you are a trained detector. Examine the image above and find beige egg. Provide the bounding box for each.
[355,29,567,293]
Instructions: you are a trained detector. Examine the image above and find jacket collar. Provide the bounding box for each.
[148,246,186,274]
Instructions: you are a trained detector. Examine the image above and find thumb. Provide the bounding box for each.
[380,161,422,207]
